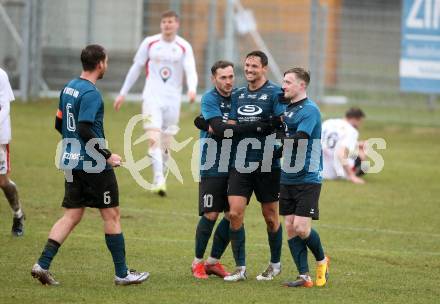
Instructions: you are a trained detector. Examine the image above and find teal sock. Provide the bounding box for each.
[304,228,325,261]
[230,225,246,267]
[195,216,216,259]
[268,225,283,263]
[210,217,230,259]
[37,239,60,270]
[288,237,309,274]
[105,233,128,278]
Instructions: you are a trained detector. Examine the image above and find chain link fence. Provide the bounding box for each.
[0,0,434,106]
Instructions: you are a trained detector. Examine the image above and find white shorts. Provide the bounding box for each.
[142,101,181,135]
[322,155,354,180]
[0,144,10,175]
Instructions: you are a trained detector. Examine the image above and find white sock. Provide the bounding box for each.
[162,149,169,178]
[14,209,23,218]
[206,257,219,265]
[270,262,281,269]
[317,257,327,265]
[149,147,164,184]
[193,258,203,264]
[238,266,246,272]
[300,274,312,279]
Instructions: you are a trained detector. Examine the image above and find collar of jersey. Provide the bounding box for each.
[78,77,96,87]
[287,97,308,110]
[214,87,231,100]
[247,80,269,93]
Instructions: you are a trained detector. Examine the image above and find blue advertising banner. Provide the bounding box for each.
[400,0,440,93]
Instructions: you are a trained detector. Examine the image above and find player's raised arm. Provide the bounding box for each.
[55,108,62,134]
[114,38,150,111]
[54,90,64,134]
[0,92,11,126]
[182,41,198,103]
[0,71,12,125]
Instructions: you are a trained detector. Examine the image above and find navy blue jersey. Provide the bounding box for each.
[229,80,286,170]
[58,78,109,171]
[280,98,323,184]
[199,88,233,177]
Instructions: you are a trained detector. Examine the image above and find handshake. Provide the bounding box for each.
[193,115,285,136]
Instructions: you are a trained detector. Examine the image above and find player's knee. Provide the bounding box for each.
[161,134,173,151]
[228,209,243,224]
[264,216,278,232]
[262,207,275,217]
[148,139,157,149]
[293,224,310,239]
[63,213,83,226]
[204,212,219,221]
[100,207,120,224]
[284,218,293,229]
[0,176,9,189]
[261,203,277,218]
[146,130,161,148]
[105,212,120,224]
[285,225,295,238]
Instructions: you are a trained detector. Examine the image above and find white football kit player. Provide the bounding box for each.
[0,68,14,174]
[0,68,24,237]
[118,33,197,193]
[321,118,359,179]
[119,34,198,134]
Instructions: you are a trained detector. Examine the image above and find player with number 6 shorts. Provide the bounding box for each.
[31,45,149,286]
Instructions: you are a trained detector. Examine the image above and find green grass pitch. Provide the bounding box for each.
[0,99,439,303]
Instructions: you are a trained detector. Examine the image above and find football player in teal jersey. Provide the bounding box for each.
[278,68,329,288]
[31,45,149,286]
[224,51,286,282]
[192,60,272,279]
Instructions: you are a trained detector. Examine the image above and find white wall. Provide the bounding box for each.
[41,0,143,51]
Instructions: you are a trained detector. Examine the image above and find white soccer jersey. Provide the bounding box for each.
[0,68,14,144]
[123,34,197,103]
[321,118,359,179]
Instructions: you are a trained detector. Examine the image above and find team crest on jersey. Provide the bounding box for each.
[160,67,172,82]
[237,105,263,116]
[259,94,268,100]
[238,93,245,99]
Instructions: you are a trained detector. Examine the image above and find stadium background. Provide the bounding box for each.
[0,1,439,303]
[1,0,431,107]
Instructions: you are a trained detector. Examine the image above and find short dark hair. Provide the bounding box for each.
[284,67,310,87]
[211,60,234,75]
[161,10,179,20]
[345,107,366,119]
[80,44,106,71]
[245,50,268,67]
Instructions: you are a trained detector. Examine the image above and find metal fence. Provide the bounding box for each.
[0,0,433,105]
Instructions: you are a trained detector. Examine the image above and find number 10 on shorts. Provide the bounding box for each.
[203,194,213,208]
